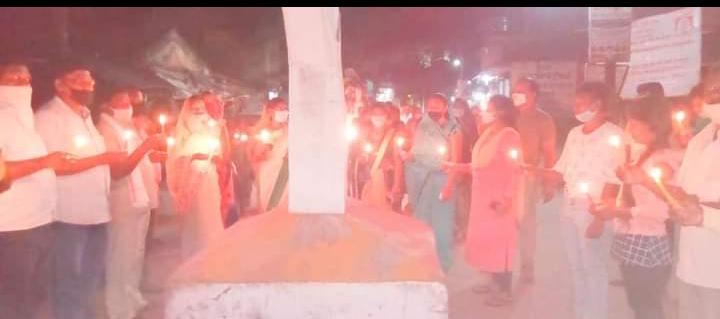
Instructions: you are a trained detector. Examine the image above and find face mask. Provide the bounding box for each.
[428,112,445,122]
[273,110,289,123]
[480,111,496,124]
[370,116,386,128]
[0,85,33,129]
[400,113,412,124]
[575,109,597,123]
[72,90,94,106]
[702,102,720,124]
[112,107,133,124]
[451,109,465,118]
[512,93,527,107]
[186,113,210,133]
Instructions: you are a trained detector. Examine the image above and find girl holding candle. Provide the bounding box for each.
[442,95,523,306]
[248,97,289,213]
[402,93,462,272]
[166,95,229,259]
[591,98,682,319]
[529,82,625,319]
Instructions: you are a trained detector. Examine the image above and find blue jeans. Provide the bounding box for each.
[53,222,108,319]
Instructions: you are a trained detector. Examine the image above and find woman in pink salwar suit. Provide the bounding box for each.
[443,95,523,306]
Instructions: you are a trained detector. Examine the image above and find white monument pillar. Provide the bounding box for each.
[284,7,346,214]
[165,8,448,319]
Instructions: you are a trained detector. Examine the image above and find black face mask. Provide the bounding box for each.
[428,112,446,122]
[72,90,94,106]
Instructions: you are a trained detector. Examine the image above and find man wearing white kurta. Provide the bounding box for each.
[675,73,720,319]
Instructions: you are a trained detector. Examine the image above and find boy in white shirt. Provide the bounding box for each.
[531,82,624,319]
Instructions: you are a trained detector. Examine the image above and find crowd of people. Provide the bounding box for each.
[1,58,719,319]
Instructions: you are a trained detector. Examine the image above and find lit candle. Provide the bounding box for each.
[166,136,176,147]
[437,145,448,156]
[608,135,622,148]
[207,119,217,128]
[578,182,593,203]
[207,138,220,160]
[158,114,168,134]
[122,129,134,151]
[363,142,374,154]
[674,111,687,124]
[395,136,406,148]
[649,166,681,209]
[508,148,519,161]
[233,132,241,140]
[257,129,272,144]
[345,123,358,141]
[74,135,89,148]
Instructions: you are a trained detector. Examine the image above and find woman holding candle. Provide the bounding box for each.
[529,82,625,319]
[353,103,399,210]
[402,93,462,272]
[96,88,166,319]
[248,97,289,213]
[166,95,227,258]
[589,98,681,319]
[443,95,523,306]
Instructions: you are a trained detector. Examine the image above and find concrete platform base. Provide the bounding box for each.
[166,282,447,318]
[165,199,448,318]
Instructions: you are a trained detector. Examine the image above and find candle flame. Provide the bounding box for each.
[207,119,217,128]
[363,143,374,154]
[208,138,220,152]
[508,148,519,160]
[396,136,406,147]
[74,135,89,148]
[608,135,622,148]
[437,145,447,156]
[122,130,134,141]
[257,129,272,143]
[578,182,590,194]
[649,167,663,183]
[345,124,358,141]
[166,137,176,147]
[158,114,168,125]
[674,111,686,123]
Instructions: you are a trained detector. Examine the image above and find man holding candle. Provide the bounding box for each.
[511,77,558,284]
[402,93,462,272]
[672,69,720,319]
[96,88,165,319]
[531,82,624,319]
[34,66,126,319]
[0,62,76,319]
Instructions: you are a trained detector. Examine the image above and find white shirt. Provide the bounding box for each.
[553,122,625,210]
[676,124,720,288]
[35,96,111,225]
[0,107,56,231]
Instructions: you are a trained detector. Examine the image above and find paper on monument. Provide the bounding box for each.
[283,7,347,214]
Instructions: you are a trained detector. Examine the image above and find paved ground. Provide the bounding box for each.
[138,192,655,319]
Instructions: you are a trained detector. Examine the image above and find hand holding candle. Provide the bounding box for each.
[436,144,447,157]
[158,114,168,134]
[74,135,89,149]
[395,136,406,148]
[608,135,622,148]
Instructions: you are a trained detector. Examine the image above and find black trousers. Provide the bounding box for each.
[619,264,671,319]
[0,223,53,319]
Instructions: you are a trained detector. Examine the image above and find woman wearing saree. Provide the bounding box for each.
[166,95,230,259]
[248,97,289,213]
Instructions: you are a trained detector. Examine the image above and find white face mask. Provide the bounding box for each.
[480,111,496,124]
[575,110,596,123]
[512,93,527,107]
[273,110,289,124]
[702,102,720,124]
[370,116,386,128]
[400,113,412,124]
[112,107,133,124]
[0,85,33,129]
